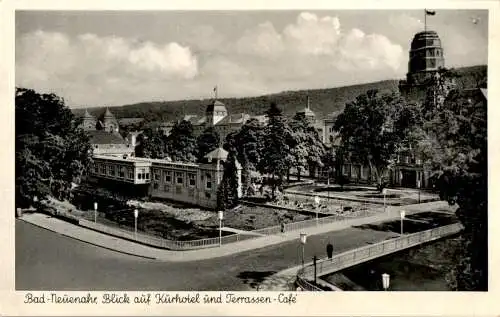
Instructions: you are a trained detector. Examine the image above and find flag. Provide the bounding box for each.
[425,10,436,16]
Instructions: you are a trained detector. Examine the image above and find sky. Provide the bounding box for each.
[15,9,488,108]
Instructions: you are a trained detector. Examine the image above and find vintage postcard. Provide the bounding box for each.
[1,0,498,316]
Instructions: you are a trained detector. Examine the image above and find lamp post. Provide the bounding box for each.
[93,202,98,223]
[33,195,38,210]
[400,210,406,235]
[300,233,307,268]
[218,210,224,247]
[313,255,318,284]
[382,188,387,214]
[382,273,390,291]
[134,209,139,240]
[314,195,320,226]
[417,179,421,204]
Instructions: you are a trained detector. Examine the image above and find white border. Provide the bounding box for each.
[1,0,499,316]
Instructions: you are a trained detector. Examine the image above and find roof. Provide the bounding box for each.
[83,110,96,120]
[217,113,251,125]
[297,107,316,117]
[206,100,227,113]
[87,130,127,145]
[480,88,488,100]
[205,147,228,161]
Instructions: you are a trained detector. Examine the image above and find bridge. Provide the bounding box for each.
[296,222,463,291]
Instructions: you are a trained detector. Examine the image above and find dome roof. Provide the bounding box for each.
[102,108,116,121]
[83,109,96,121]
[410,30,442,50]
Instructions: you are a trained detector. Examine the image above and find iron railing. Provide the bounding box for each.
[296,223,463,291]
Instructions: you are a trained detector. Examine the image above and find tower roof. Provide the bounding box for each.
[206,100,227,113]
[102,108,116,121]
[83,109,95,120]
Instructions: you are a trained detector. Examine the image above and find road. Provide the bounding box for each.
[16,220,399,291]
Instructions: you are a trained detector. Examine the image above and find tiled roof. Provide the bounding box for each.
[87,130,127,145]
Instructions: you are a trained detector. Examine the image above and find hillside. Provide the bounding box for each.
[73,65,487,122]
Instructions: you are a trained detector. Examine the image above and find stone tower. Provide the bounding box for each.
[206,100,228,126]
[399,30,448,103]
[81,109,97,131]
[98,108,119,133]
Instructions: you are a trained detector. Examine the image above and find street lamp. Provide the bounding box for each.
[93,202,98,223]
[382,188,387,214]
[32,195,38,210]
[400,210,406,235]
[382,273,390,291]
[218,210,224,247]
[300,233,307,268]
[314,195,320,226]
[417,179,421,204]
[134,209,139,240]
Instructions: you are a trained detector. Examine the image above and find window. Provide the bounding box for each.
[107,165,113,176]
[165,171,172,183]
[176,172,184,185]
[205,173,212,189]
[119,166,125,178]
[138,168,147,180]
[100,164,105,175]
[205,192,211,199]
[128,169,134,179]
[188,173,196,187]
[164,184,170,192]
[154,169,160,181]
[153,182,159,190]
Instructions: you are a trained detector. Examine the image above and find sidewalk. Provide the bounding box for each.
[19,200,455,263]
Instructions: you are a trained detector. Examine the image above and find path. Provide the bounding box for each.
[19,200,454,263]
[221,226,265,236]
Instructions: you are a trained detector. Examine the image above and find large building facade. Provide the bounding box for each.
[89,147,242,209]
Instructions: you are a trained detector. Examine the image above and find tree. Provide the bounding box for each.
[423,86,487,291]
[334,90,405,191]
[166,120,197,162]
[230,119,265,195]
[15,88,93,207]
[136,129,168,159]
[216,150,240,210]
[196,127,220,161]
[291,113,326,179]
[259,102,294,198]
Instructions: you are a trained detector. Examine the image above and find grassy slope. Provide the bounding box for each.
[72,65,487,122]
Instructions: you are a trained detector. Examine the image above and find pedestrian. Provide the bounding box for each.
[280,222,285,233]
[326,242,333,260]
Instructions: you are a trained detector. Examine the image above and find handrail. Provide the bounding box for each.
[295,223,463,291]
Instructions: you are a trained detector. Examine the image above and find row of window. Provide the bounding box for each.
[151,169,213,189]
[152,182,213,199]
[92,163,149,180]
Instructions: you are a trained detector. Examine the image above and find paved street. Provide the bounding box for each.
[16,220,398,291]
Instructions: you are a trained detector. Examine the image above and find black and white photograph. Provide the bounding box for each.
[3,1,496,315]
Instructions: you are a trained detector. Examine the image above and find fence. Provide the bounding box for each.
[296,223,463,291]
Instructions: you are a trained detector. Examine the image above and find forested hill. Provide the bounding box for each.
[72,65,487,122]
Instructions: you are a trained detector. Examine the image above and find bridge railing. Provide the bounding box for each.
[296,223,463,289]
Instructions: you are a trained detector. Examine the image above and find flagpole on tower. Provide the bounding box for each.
[424,9,427,33]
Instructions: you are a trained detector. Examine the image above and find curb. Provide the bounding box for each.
[17,218,158,260]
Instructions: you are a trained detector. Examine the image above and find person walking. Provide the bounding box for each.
[326,242,333,260]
